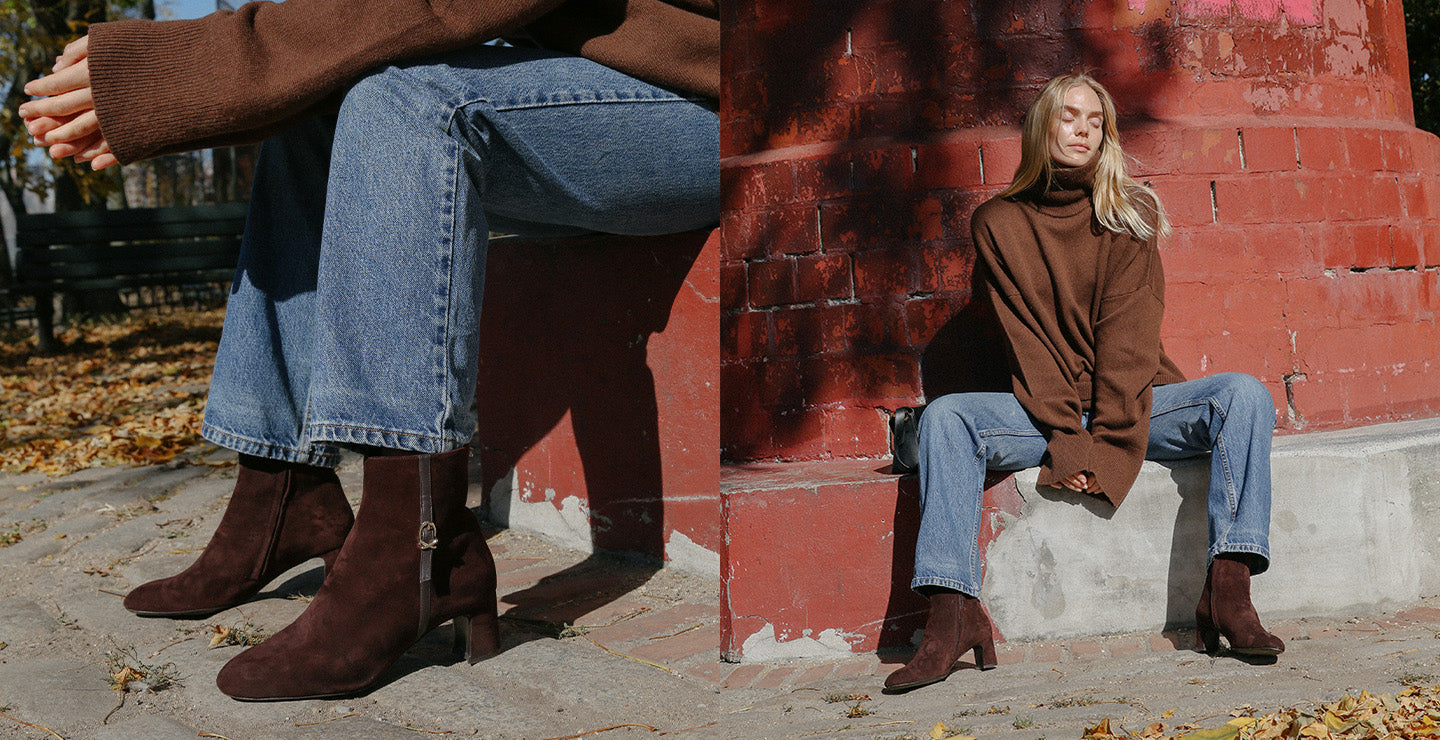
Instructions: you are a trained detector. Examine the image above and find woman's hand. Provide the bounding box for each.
[18,36,119,170]
[1060,471,1103,495]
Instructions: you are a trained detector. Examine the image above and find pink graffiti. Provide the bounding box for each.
[1128,0,1320,25]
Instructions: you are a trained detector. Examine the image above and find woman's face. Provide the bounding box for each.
[1048,84,1104,167]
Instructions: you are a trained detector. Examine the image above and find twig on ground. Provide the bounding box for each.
[536,724,659,740]
[0,711,65,739]
[294,714,360,727]
[102,692,125,724]
[658,720,718,735]
[147,634,197,658]
[648,623,703,641]
[400,724,454,734]
[580,633,674,674]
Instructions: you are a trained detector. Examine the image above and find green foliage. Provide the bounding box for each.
[1408,0,1440,134]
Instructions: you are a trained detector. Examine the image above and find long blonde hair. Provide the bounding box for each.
[999,73,1171,241]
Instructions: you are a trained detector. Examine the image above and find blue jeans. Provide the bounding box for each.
[912,372,1275,596]
[202,46,719,465]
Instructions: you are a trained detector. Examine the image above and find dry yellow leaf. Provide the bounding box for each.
[208,625,231,649]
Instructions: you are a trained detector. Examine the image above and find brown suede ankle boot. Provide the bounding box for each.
[124,455,354,618]
[1195,555,1284,656]
[883,591,997,694]
[215,447,499,701]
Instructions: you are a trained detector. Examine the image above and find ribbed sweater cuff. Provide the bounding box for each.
[90,19,218,164]
[1037,429,1092,488]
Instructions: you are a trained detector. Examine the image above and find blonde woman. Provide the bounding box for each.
[884,74,1282,694]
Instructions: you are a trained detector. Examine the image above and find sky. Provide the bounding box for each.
[159,0,233,21]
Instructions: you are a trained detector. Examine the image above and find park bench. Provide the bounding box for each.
[9,202,248,352]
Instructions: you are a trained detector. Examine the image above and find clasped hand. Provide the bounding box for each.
[1060,471,1103,495]
[17,36,118,171]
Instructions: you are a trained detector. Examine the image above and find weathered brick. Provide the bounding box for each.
[717,663,765,689]
[726,311,769,358]
[1296,126,1348,170]
[916,139,984,189]
[792,663,835,686]
[1149,632,1182,653]
[824,405,890,457]
[1179,128,1243,174]
[1241,126,1297,172]
[853,247,914,298]
[1152,176,1215,227]
[748,259,795,308]
[1391,223,1422,268]
[1214,175,1277,224]
[720,262,747,312]
[795,253,852,302]
[1345,128,1385,170]
[980,137,1022,187]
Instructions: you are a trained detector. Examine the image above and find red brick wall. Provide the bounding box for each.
[721,0,1440,462]
[477,231,719,564]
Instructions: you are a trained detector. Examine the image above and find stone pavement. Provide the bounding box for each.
[1,453,1439,739]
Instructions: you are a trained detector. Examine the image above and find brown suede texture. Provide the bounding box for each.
[123,459,353,618]
[215,448,498,700]
[884,593,997,693]
[1195,557,1284,655]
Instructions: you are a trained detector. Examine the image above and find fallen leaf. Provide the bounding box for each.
[208,625,231,649]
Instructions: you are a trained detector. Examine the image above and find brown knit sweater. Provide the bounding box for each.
[87,0,718,164]
[970,167,1185,507]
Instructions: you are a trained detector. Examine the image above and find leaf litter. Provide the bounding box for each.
[0,310,226,476]
[1083,685,1440,740]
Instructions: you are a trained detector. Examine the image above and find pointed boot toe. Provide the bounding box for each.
[883,592,996,695]
[215,448,499,701]
[124,456,352,619]
[1195,556,1284,657]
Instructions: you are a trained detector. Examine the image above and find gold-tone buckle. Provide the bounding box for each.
[418,522,439,550]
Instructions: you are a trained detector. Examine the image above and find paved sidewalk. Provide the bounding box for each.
[1,454,1437,739]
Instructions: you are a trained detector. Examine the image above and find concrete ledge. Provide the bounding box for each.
[720,416,1440,660]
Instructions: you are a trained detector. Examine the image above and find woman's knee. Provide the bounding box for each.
[918,394,983,446]
[1215,372,1276,425]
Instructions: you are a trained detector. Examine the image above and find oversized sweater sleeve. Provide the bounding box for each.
[1087,232,1166,504]
[87,0,718,164]
[971,203,1094,486]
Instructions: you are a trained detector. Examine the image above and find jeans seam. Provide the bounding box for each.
[201,422,340,466]
[487,96,707,113]
[308,422,453,443]
[436,131,462,444]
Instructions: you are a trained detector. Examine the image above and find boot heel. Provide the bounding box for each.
[1195,625,1220,654]
[454,612,500,664]
[973,638,998,670]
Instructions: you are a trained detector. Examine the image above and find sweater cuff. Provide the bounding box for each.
[1036,428,1092,488]
[1089,441,1145,508]
[90,19,220,164]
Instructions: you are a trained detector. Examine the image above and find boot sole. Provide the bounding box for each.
[882,661,996,694]
[128,604,238,619]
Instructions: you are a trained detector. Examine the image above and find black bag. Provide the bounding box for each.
[888,405,926,475]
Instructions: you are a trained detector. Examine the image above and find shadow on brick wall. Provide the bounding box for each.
[475,233,708,641]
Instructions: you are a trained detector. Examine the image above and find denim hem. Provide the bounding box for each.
[910,576,981,599]
[1209,543,1271,574]
[307,422,468,455]
[201,424,341,468]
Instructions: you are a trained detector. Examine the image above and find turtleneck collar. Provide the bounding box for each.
[1033,159,1097,208]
